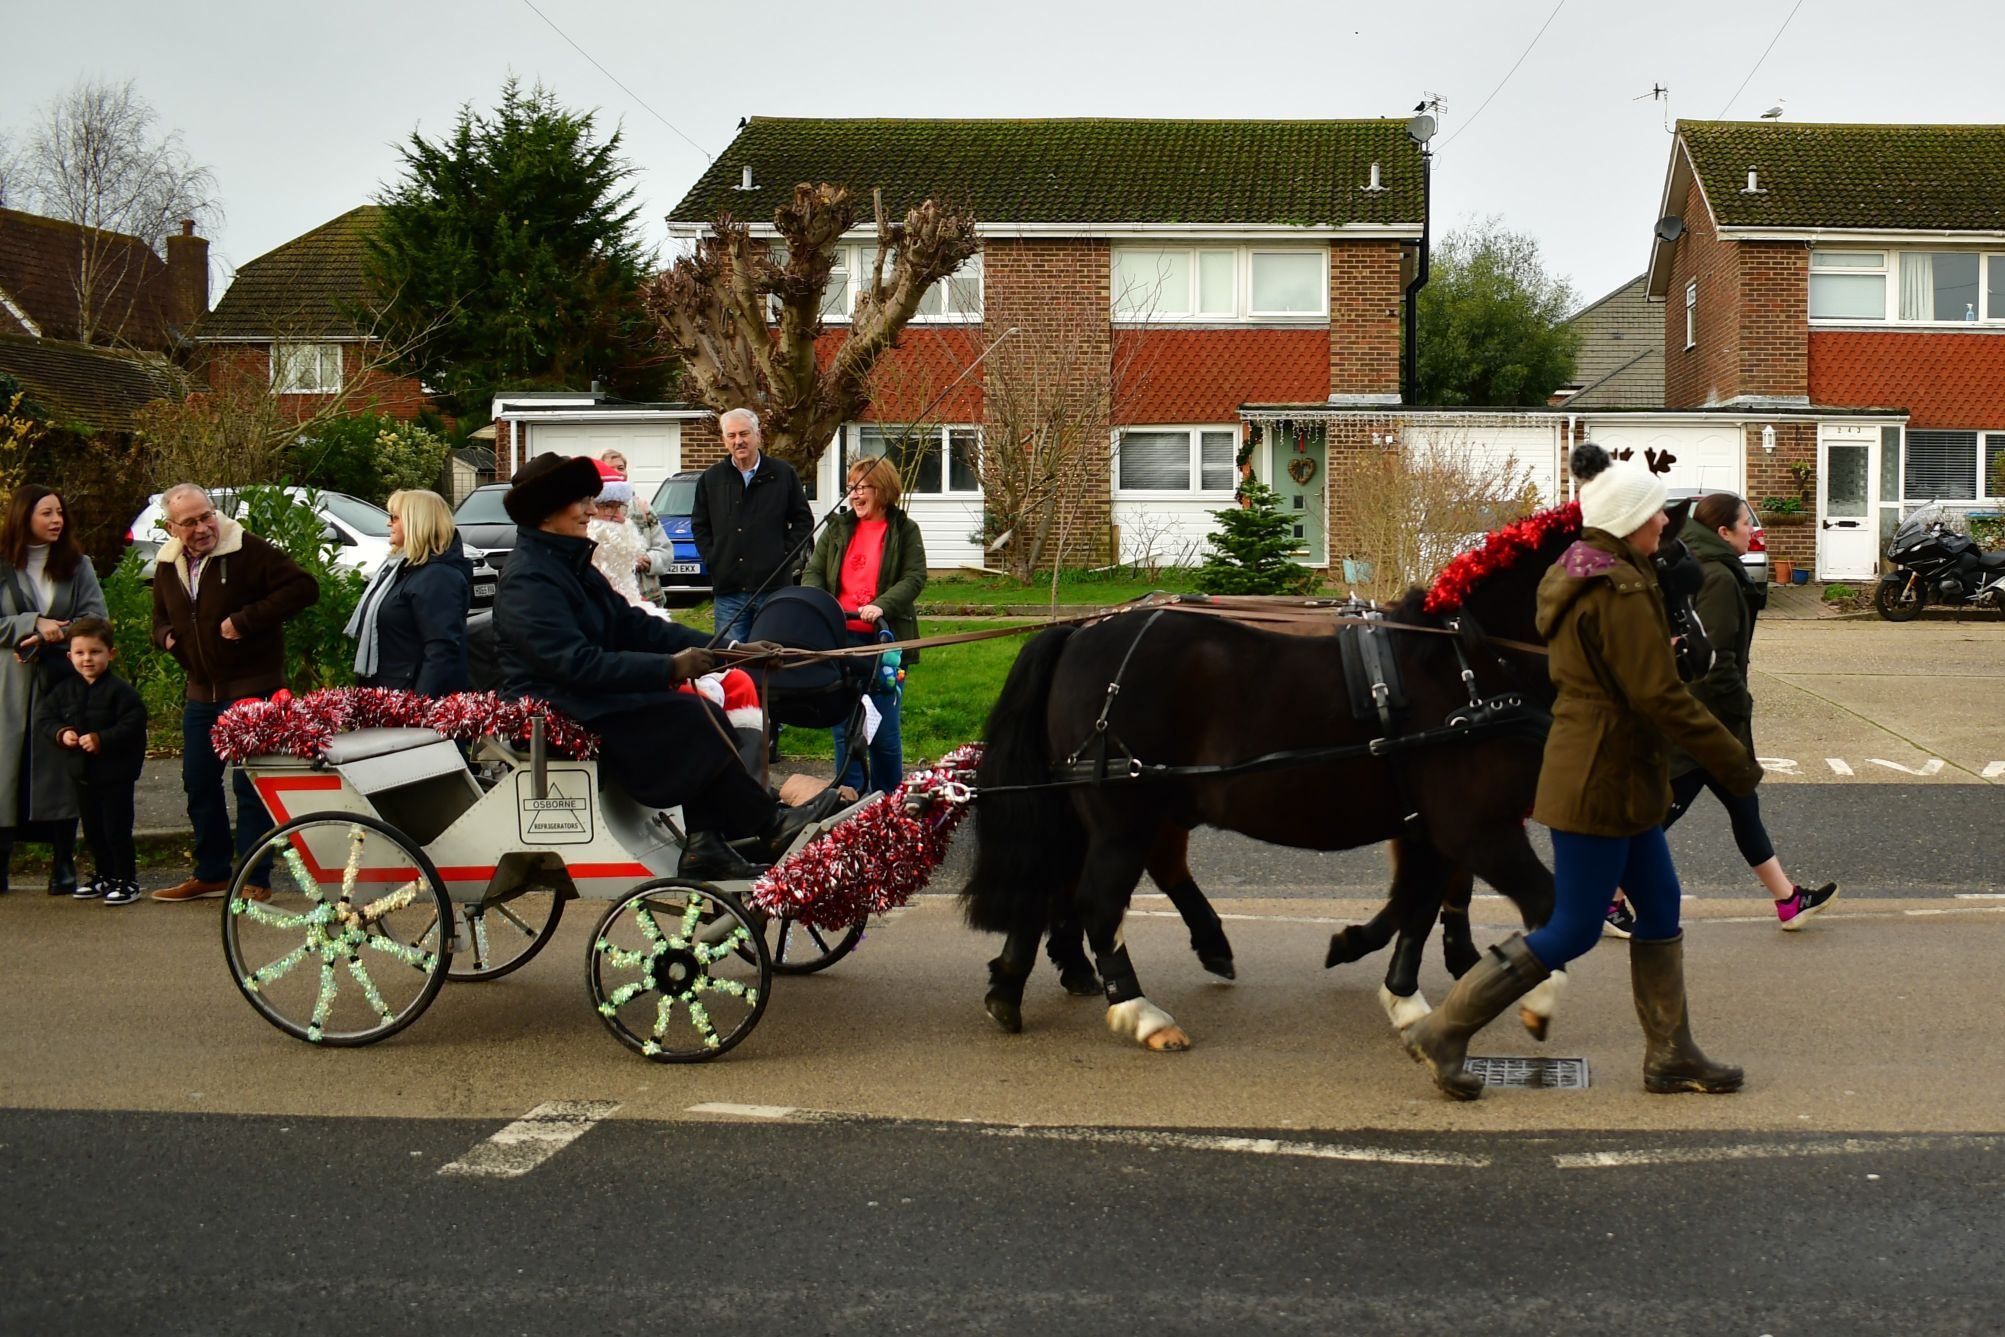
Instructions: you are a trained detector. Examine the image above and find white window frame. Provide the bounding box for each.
[1809,248,2005,325]
[813,244,982,325]
[1111,246,1329,325]
[272,342,342,394]
[844,423,983,497]
[1110,425,1241,498]
[1684,280,1697,350]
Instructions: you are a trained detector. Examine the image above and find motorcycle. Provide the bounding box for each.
[1873,503,2005,621]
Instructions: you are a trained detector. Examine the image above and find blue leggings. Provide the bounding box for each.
[1525,827,1684,969]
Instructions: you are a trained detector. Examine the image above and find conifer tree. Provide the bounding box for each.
[1196,477,1316,595]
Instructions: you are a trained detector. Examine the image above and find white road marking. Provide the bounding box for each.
[1869,757,1944,777]
[1556,1134,2005,1170]
[685,1103,1487,1167]
[1985,761,2005,779]
[1955,893,2005,900]
[438,1100,619,1179]
[1825,758,1855,776]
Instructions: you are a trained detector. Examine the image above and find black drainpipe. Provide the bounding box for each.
[1403,144,1432,405]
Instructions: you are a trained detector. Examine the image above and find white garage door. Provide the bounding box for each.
[527,422,683,491]
[1583,421,1743,495]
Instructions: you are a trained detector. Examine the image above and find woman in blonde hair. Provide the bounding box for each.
[344,489,473,696]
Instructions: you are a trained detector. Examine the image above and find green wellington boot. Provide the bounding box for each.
[1402,933,1550,1100]
[1631,932,1743,1094]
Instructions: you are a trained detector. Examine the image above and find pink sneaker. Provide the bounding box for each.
[1777,882,1839,930]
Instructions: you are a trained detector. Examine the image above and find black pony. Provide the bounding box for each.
[962,503,1589,1051]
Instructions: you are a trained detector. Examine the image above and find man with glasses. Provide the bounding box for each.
[690,408,814,643]
[149,484,319,902]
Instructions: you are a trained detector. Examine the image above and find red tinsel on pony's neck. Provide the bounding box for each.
[1423,501,1582,614]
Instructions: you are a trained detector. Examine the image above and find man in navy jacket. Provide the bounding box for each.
[494,453,838,879]
[690,408,814,643]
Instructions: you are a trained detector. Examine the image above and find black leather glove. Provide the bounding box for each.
[668,647,717,683]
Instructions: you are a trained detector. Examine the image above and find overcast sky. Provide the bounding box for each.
[6,0,2001,310]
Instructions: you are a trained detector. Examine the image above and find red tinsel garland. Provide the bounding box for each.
[211,688,601,762]
[1423,500,1582,614]
[750,743,984,931]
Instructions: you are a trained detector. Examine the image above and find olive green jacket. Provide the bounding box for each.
[801,505,928,663]
[1669,524,1757,778]
[1532,528,1763,836]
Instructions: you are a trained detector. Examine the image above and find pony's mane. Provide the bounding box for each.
[1422,501,1583,614]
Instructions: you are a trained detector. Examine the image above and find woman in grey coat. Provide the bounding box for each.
[1,484,108,894]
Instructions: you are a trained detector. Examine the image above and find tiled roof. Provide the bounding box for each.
[0,332,186,432]
[814,327,986,423]
[1680,121,2005,231]
[1808,331,2005,429]
[0,207,172,346]
[672,119,1425,228]
[1565,274,1660,388]
[199,206,382,339]
[1564,347,1663,409]
[1113,329,1329,423]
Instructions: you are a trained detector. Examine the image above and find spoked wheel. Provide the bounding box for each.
[222,812,453,1046]
[588,879,771,1062]
[1874,575,1926,621]
[448,888,564,981]
[760,910,864,976]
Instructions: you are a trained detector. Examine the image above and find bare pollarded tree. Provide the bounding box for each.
[16,77,220,344]
[641,182,979,472]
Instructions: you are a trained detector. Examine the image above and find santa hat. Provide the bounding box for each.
[592,456,633,506]
[678,667,762,731]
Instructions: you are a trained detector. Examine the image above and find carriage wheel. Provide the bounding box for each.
[761,911,865,976]
[447,889,564,982]
[221,812,453,1047]
[588,879,771,1062]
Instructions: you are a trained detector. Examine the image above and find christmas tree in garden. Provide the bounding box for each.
[1196,471,1318,595]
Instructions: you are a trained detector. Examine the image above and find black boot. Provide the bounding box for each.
[1402,933,1550,1100]
[677,830,764,883]
[1631,933,1743,1094]
[763,787,849,861]
[47,823,78,897]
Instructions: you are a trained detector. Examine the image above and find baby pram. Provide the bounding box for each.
[745,586,887,793]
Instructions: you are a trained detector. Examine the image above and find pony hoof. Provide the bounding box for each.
[1378,984,1432,1032]
[1519,1007,1549,1042]
[1324,927,1367,969]
[1518,969,1567,1042]
[984,992,1023,1034]
[1144,1025,1191,1052]
[1058,967,1102,997]
[1198,953,1236,981]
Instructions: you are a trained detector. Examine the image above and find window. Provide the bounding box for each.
[848,424,980,496]
[1114,427,1237,493]
[1899,252,1981,321]
[1987,433,2005,499]
[1812,249,2005,323]
[1684,280,1696,349]
[1810,251,1886,320]
[273,343,341,393]
[815,245,981,324]
[1903,430,1979,500]
[1111,246,1327,322]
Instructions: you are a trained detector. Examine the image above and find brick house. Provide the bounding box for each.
[194,205,432,420]
[1644,120,2005,578]
[0,206,209,351]
[661,117,1426,569]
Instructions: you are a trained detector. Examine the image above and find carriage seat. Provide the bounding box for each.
[320,727,449,765]
[320,727,467,796]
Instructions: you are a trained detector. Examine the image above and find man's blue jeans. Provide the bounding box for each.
[183,698,275,885]
[711,591,771,645]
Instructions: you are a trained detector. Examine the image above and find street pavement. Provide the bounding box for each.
[3,615,1999,1334]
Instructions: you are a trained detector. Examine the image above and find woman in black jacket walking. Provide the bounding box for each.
[345,490,472,696]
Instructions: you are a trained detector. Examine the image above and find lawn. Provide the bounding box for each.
[918,568,1204,610]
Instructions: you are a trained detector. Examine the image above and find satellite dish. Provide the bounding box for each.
[1406,114,1436,145]
[1654,215,1685,242]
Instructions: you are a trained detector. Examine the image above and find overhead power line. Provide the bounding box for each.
[519,0,713,161]
[1714,0,1806,120]
[1442,0,1567,149]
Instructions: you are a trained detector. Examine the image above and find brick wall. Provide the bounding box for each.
[1736,242,1808,400]
[1744,420,1818,570]
[983,237,1113,565]
[1323,412,1403,561]
[1663,172,1809,406]
[1330,240,1403,398]
[682,414,723,472]
[198,339,434,421]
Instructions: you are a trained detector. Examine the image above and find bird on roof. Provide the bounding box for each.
[1759,98,1786,120]
[737,116,748,129]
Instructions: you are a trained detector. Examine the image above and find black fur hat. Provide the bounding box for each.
[504,453,603,526]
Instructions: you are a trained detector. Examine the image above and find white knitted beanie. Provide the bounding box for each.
[1573,443,1665,538]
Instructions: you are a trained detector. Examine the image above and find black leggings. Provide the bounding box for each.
[1664,768,1776,868]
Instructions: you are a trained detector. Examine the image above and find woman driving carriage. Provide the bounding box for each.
[491,454,844,882]
[1404,442,1765,1100]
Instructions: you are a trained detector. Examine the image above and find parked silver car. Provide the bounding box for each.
[1666,487,1769,587]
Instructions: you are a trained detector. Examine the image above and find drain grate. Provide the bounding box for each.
[1464,1056,1590,1089]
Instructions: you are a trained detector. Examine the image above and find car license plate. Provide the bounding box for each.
[473,582,497,599]
[663,563,701,575]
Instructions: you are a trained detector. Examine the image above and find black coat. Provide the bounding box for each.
[35,671,148,786]
[493,525,710,726]
[358,536,473,697]
[690,454,815,596]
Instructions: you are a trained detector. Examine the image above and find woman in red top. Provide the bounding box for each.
[802,457,927,796]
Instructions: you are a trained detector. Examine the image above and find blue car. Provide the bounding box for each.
[649,471,710,606]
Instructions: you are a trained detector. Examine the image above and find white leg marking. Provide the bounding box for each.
[1106,996,1178,1045]
[1522,969,1567,1022]
[1378,984,1432,1031]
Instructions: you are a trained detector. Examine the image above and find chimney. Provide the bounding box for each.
[164,219,209,333]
